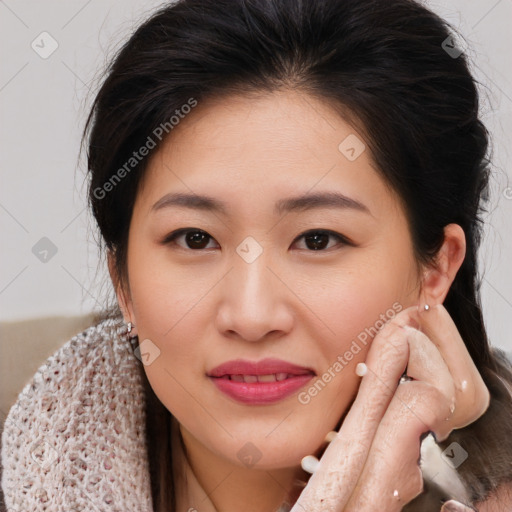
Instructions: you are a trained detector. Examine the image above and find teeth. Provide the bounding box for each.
[258,374,277,383]
[226,373,294,383]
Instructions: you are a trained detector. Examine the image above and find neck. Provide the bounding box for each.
[171,417,307,512]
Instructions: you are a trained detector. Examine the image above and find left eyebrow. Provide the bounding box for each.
[274,191,371,216]
[150,191,372,216]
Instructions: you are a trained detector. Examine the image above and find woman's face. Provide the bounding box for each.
[121,90,422,469]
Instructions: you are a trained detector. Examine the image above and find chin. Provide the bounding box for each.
[230,452,305,471]
[219,435,324,471]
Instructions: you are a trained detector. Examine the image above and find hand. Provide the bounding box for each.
[290,303,490,512]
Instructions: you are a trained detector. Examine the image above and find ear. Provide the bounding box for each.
[107,250,138,336]
[420,224,466,305]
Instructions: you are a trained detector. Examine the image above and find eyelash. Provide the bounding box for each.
[161,228,352,252]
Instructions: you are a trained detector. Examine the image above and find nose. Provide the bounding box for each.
[214,255,294,343]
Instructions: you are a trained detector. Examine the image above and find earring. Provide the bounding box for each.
[127,322,134,334]
[424,304,430,311]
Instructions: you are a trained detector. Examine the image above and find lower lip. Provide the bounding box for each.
[209,374,314,404]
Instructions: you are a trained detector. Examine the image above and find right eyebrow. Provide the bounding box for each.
[151,192,228,215]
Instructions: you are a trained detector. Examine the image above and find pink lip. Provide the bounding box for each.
[207,358,315,405]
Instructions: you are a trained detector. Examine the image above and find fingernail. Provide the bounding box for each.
[324,431,337,443]
[301,455,320,474]
[355,362,367,376]
[441,499,474,511]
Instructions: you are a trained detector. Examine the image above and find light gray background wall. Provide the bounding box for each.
[1,1,511,350]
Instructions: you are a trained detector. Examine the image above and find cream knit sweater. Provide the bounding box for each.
[1,315,153,511]
[2,313,507,511]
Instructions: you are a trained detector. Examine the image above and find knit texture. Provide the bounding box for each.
[0,313,152,511]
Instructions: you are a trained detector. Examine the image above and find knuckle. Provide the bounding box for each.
[371,324,408,364]
[394,382,450,427]
[456,380,490,425]
[373,322,400,346]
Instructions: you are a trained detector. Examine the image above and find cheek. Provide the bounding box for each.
[126,244,218,410]
[127,242,215,336]
[275,268,397,405]
[303,261,408,388]
[299,262,401,341]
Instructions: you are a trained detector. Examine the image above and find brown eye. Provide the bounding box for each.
[292,230,350,251]
[163,229,219,250]
[184,231,211,249]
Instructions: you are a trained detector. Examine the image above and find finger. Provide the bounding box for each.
[345,380,455,510]
[440,499,477,511]
[414,304,490,427]
[291,308,419,512]
[345,327,458,510]
[401,325,456,441]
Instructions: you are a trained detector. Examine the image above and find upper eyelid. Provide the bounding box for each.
[292,229,349,243]
[163,228,350,247]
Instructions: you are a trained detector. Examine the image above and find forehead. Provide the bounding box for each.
[136,90,400,219]
[154,90,362,169]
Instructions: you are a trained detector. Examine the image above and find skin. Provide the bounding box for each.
[110,90,491,511]
[290,303,490,511]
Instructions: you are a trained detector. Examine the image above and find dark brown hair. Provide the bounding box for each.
[83,0,512,510]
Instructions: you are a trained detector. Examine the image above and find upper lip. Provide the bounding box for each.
[208,358,316,377]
